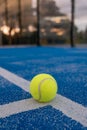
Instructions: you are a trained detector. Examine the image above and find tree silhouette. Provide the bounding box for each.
[40,0,65,17]
[4,0,8,25]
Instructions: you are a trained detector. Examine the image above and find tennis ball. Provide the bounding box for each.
[30,73,58,102]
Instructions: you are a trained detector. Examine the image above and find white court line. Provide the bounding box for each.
[0,98,48,118]
[0,95,87,127]
[0,67,87,127]
[0,67,30,92]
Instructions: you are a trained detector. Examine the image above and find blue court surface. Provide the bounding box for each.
[0,46,87,130]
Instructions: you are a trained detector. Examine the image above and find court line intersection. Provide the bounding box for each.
[0,67,87,127]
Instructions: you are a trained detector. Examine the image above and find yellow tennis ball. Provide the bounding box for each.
[30,73,58,102]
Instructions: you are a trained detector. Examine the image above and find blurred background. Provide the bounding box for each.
[0,0,87,47]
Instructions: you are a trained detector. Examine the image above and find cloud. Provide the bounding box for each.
[75,16,87,31]
[55,0,87,30]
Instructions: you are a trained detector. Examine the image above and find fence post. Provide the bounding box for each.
[37,0,40,46]
[70,0,75,47]
[18,0,22,34]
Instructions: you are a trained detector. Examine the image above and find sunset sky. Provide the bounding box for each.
[33,0,87,31]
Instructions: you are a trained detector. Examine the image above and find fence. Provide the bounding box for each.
[0,0,87,46]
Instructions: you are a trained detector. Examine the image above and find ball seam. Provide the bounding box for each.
[38,78,56,101]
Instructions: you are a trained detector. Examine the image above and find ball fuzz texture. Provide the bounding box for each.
[30,73,58,102]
